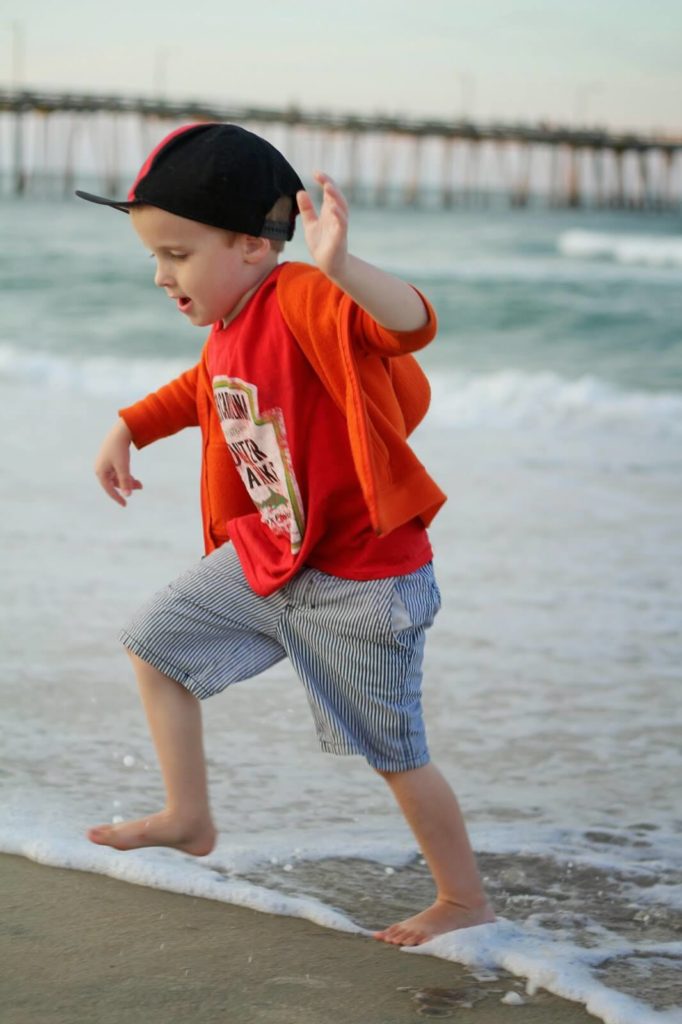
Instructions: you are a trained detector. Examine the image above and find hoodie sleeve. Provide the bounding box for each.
[351,285,438,356]
[277,263,437,357]
[118,363,200,449]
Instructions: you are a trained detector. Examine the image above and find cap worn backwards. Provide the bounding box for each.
[75,123,304,241]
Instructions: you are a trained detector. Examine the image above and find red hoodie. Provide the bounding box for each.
[119,262,447,564]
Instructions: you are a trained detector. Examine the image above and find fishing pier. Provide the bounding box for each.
[1,88,680,210]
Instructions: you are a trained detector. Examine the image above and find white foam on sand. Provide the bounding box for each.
[0,812,363,936]
[2,800,681,1024]
[407,920,682,1024]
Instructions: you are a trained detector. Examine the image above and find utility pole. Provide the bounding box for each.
[456,70,476,121]
[10,21,27,194]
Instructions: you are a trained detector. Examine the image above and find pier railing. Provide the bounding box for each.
[2,88,680,209]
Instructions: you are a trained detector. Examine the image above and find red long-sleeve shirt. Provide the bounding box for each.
[120,262,446,591]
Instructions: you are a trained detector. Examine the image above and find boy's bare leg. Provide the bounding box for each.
[373,763,495,945]
[87,652,217,856]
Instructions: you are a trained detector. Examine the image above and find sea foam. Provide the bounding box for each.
[2,343,681,438]
[558,230,682,269]
[426,368,682,436]
[409,922,682,1024]
[2,805,681,1024]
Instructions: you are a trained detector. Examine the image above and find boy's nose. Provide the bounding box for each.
[154,263,173,289]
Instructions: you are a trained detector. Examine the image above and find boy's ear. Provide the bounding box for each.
[241,234,272,263]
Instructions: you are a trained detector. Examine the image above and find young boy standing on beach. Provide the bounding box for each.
[76,123,494,946]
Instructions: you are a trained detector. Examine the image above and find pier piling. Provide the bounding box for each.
[0,89,680,210]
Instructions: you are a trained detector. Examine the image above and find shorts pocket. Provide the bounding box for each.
[389,564,440,648]
[431,579,442,616]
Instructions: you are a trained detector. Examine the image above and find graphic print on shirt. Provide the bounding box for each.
[212,376,305,553]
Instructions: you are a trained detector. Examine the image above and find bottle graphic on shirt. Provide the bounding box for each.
[212,376,305,553]
[255,487,293,537]
[258,488,288,511]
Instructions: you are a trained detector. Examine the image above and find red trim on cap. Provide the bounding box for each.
[127,123,213,201]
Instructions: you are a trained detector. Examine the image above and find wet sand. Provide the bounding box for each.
[1,853,596,1024]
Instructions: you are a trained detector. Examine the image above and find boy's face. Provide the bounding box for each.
[130,206,257,326]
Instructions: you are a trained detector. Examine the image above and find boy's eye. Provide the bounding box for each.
[147,251,187,260]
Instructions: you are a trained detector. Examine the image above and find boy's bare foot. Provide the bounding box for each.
[86,810,217,856]
[373,898,496,947]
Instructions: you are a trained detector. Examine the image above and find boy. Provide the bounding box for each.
[76,123,494,946]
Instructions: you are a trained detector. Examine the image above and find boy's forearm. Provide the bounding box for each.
[327,254,429,333]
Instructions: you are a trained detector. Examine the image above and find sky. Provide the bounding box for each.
[3,0,682,133]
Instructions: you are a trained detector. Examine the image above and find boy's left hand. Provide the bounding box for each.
[296,172,349,282]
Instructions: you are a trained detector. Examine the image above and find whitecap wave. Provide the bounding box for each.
[2,344,680,438]
[0,343,189,397]
[426,369,682,437]
[558,230,682,269]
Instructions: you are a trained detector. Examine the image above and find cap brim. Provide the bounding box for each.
[75,190,133,213]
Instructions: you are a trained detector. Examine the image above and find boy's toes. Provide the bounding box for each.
[373,924,408,945]
[395,927,428,946]
[87,825,113,844]
[86,823,136,850]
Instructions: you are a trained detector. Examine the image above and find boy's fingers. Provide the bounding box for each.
[325,187,348,215]
[95,466,142,506]
[296,189,317,221]
[99,477,127,507]
[309,172,346,205]
[315,171,346,202]
[117,472,143,497]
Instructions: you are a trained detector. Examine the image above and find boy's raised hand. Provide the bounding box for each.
[296,172,349,281]
[95,418,143,507]
[298,171,428,332]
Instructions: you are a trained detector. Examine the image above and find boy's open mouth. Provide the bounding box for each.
[177,296,192,312]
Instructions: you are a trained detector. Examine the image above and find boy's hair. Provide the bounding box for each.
[264,197,294,253]
[222,196,293,253]
[75,123,303,243]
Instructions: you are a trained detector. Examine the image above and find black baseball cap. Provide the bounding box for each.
[76,122,304,241]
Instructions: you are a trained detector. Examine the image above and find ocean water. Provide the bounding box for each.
[1,193,681,1023]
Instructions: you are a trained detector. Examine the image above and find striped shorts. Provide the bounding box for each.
[120,545,441,772]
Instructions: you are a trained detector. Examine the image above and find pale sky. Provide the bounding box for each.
[4,0,682,133]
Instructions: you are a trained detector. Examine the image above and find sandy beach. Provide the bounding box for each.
[0,854,598,1024]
